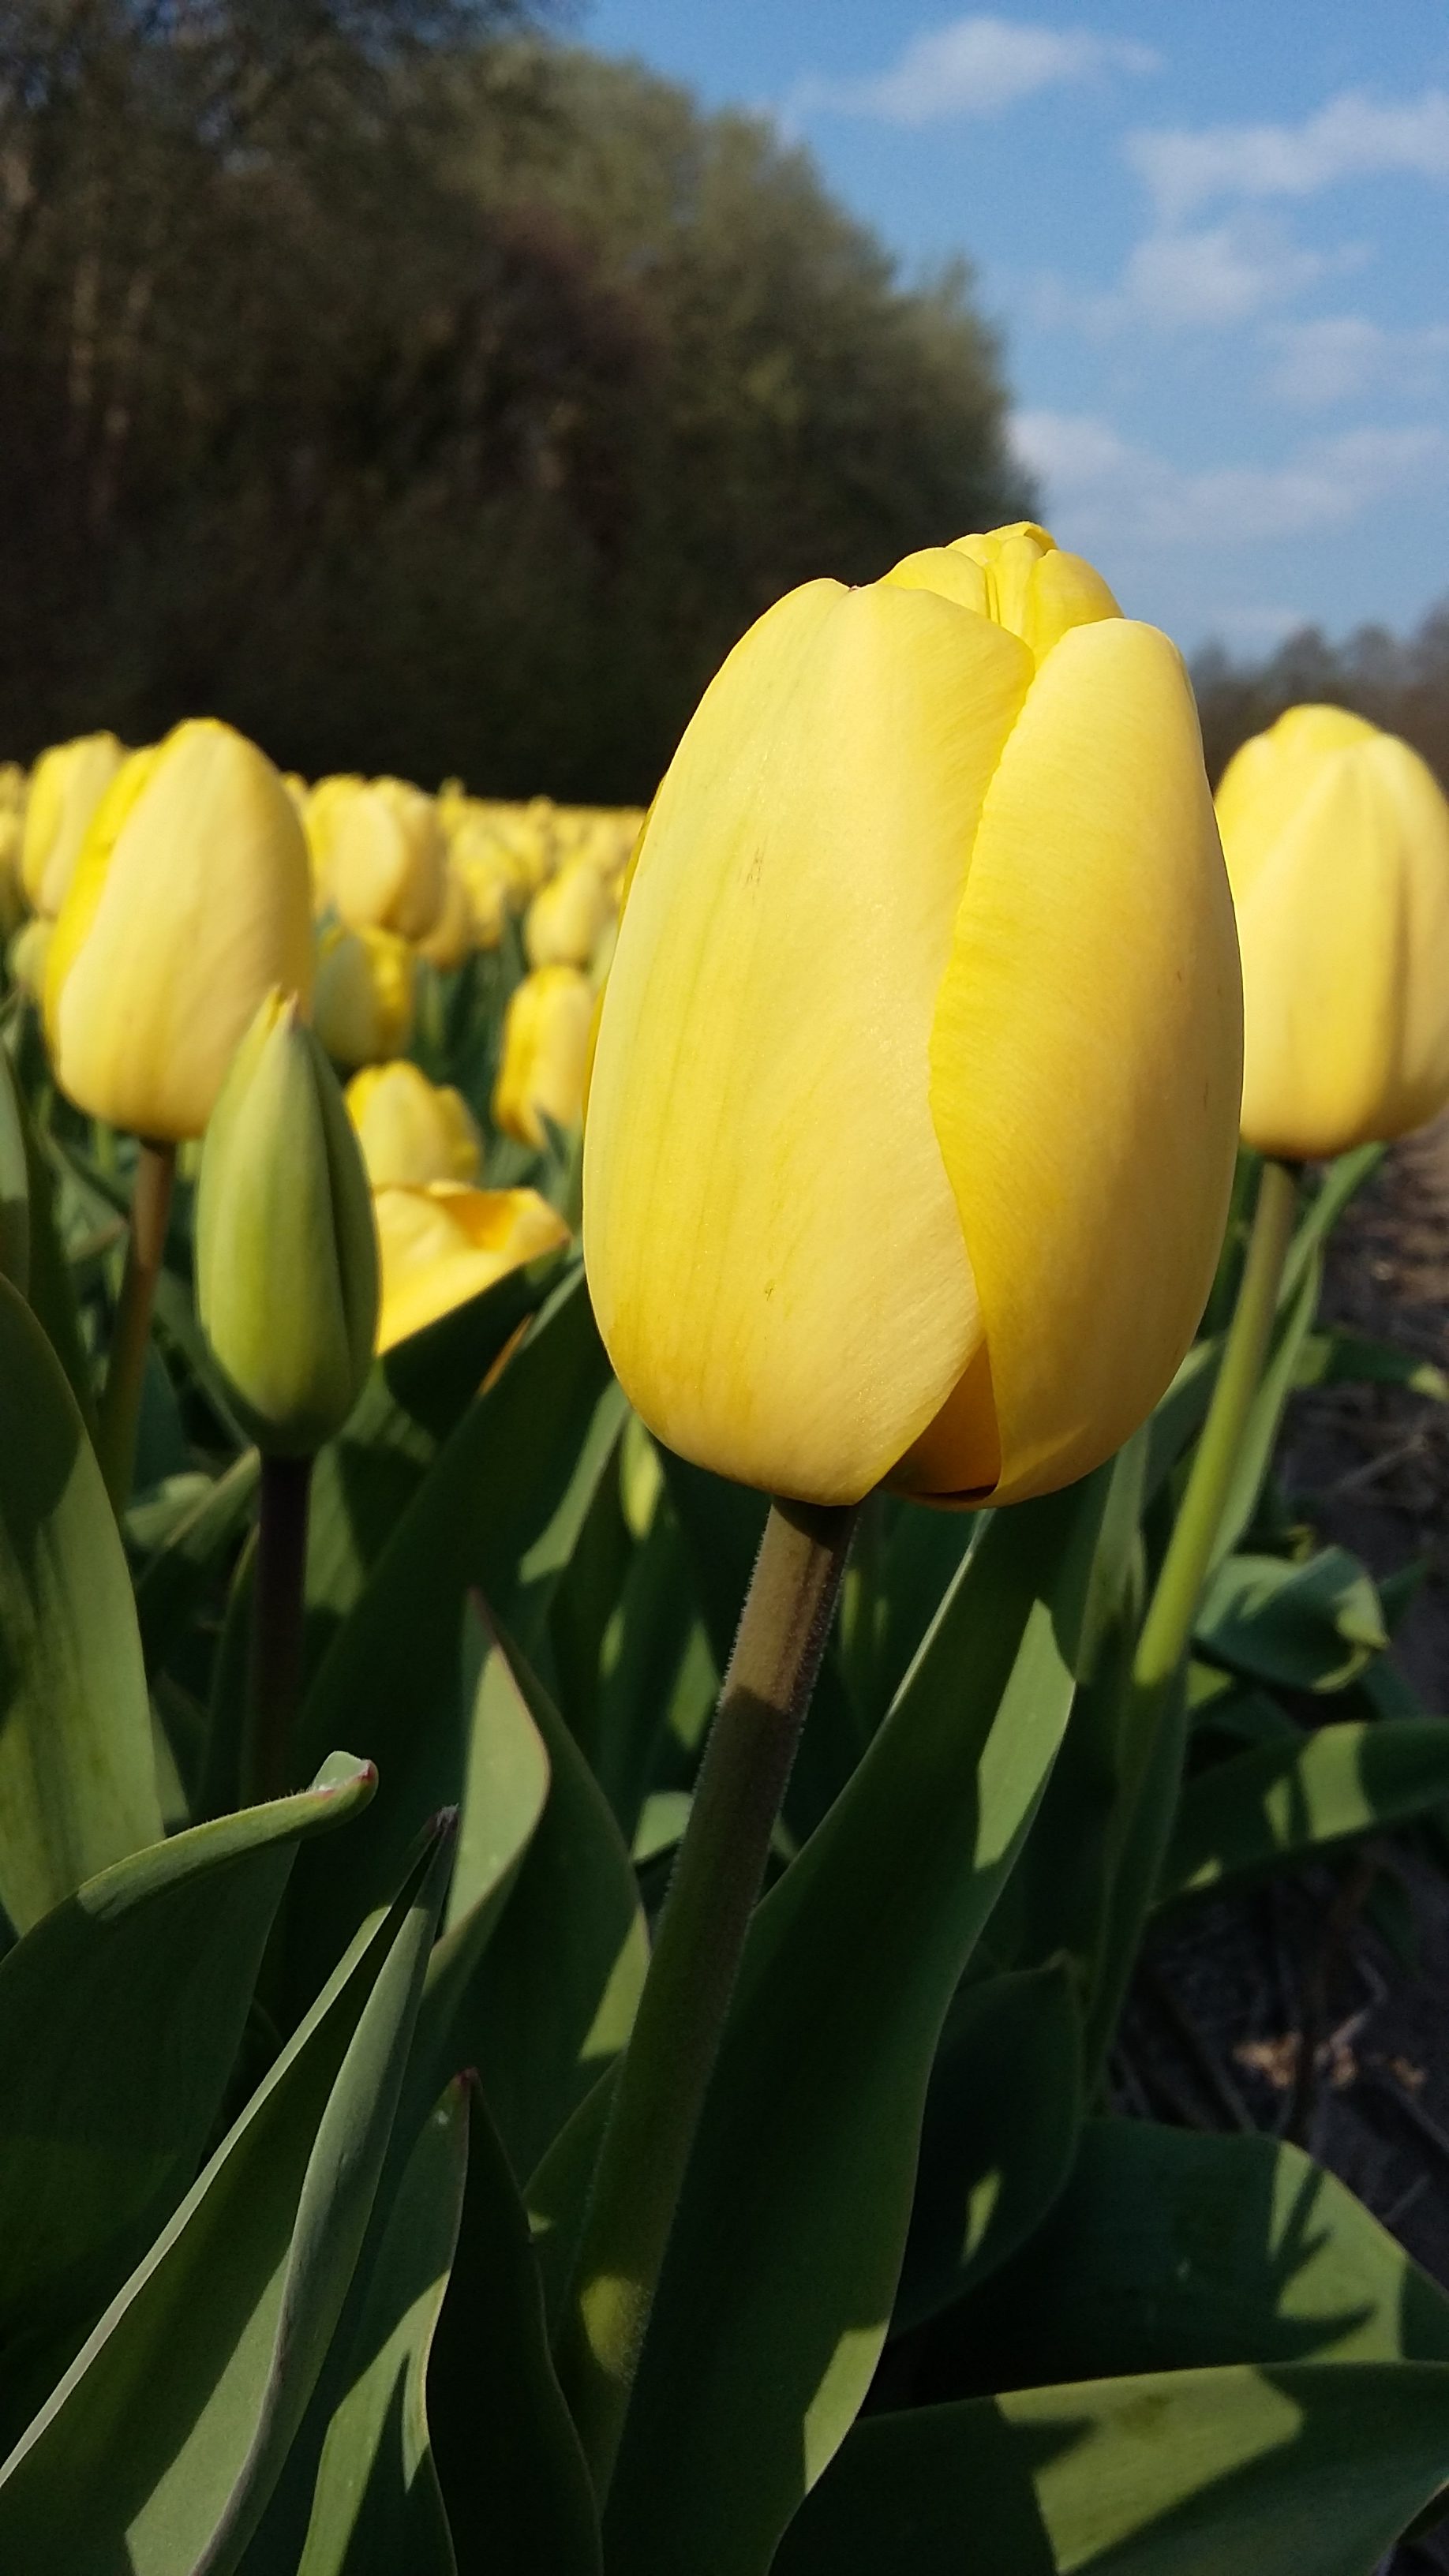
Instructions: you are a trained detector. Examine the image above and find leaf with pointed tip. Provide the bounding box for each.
[1159,1718,1449,1908]
[134,1448,261,1679]
[0,1818,453,2576]
[0,1274,163,1934]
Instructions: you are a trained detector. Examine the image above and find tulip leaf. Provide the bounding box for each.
[772,2361,1449,2576]
[17,1097,95,1433]
[0,1272,163,1934]
[134,1447,262,1679]
[1194,1548,1386,1694]
[0,1816,453,2576]
[602,1474,1108,2576]
[443,1616,648,2180]
[1214,1241,1321,1569]
[1296,1326,1449,1403]
[930,2118,1449,2398]
[285,1268,624,2008]
[589,1495,713,1842]
[894,1960,1084,2334]
[429,2076,601,2576]
[0,1752,376,2419]
[1281,1144,1383,1304]
[1158,1717,1449,1907]
[0,1044,29,1294]
[296,2078,470,2576]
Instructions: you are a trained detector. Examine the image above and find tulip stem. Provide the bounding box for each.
[556,1494,857,2497]
[96,1138,175,1514]
[247,1453,313,1804]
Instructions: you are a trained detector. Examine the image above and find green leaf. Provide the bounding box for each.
[1195,1548,1386,1694]
[1214,1242,1321,1567]
[773,2361,1449,2576]
[134,1447,261,1679]
[0,1754,376,2406]
[931,2118,1449,2396]
[1159,1718,1449,1905]
[17,1095,95,1434]
[444,1619,647,2180]
[297,2077,470,2576]
[0,1816,453,2574]
[603,1476,1108,2576]
[1282,1144,1384,1303]
[1296,1327,1449,1402]
[0,1273,163,1932]
[285,1269,624,2008]
[430,2080,601,2576]
[894,1960,1083,2334]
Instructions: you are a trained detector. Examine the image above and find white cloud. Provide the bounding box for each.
[1129,89,1449,223]
[1110,219,1338,328]
[1013,409,1449,553]
[789,15,1158,128]
[1264,315,1449,407]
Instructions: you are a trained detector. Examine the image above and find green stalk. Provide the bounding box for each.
[246,1453,313,1804]
[557,1495,857,2496]
[96,1137,176,1513]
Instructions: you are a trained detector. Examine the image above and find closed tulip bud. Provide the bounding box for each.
[45,720,313,1141]
[584,522,1242,1509]
[324,777,447,941]
[452,847,511,951]
[313,923,416,1069]
[525,855,612,970]
[416,862,475,971]
[346,1058,482,1187]
[374,1181,569,1352]
[492,963,594,1148]
[21,731,125,918]
[197,992,378,1452]
[1216,705,1449,1159]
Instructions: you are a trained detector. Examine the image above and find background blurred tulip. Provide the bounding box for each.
[525,852,612,969]
[323,775,447,940]
[346,1058,482,1187]
[6,915,51,999]
[585,523,1242,1509]
[1216,703,1449,1159]
[197,990,378,1454]
[416,862,475,971]
[373,1181,568,1350]
[313,922,416,1069]
[45,717,313,1140]
[21,730,125,918]
[492,961,594,1148]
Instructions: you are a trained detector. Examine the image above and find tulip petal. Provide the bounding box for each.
[1217,704,1380,912]
[925,618,1242,1504]
[584,577,1034,1504]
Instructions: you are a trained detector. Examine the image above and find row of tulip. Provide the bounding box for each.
[1,520,1448,2574]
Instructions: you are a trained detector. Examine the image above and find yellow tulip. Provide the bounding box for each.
[584,522,1242,1509]
[525,854,612,970]
[323,777,447,940]
[21,731,125,917]
[346,1058,482,1187]
[416,861,475,971]
[7,914,51,1000]
[452,846,511,951]
[46,719,313,1141]
[1215,704,1449,1159]
[313,923,416,1070]
[374,1181,569,1352]
[492,963,594,1148]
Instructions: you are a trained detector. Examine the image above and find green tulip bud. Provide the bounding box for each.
[197,990,379,1455]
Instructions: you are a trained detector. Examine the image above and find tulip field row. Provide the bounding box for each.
[0,522,1447,2573]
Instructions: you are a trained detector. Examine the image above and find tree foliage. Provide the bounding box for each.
[0,16,1031,798]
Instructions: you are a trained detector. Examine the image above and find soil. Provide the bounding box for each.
[1120,1121,1449,2571]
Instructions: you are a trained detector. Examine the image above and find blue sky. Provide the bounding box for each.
[578,2,1449,657]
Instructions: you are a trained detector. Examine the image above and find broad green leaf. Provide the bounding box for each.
[1296,1327,1449,1402]
[590,1496,711,1840]
[430,2081,601,2576]
[1280,1144,1383,1304]
[894,1960,1083,2333]
[0,1274,163,1932]
[445,1620,647,2179]
[297,2078,469,2576]
[603,1477,1108,2576]
[1195,1548,1385,1694]
[1143,1339,1219,1508]
[17,1092,95,1433]
[0,1818,452,2574]
[285,1269,623,2008]
[1159,1718,1449,1905]
[1213,1241,1320,1567]
[773,2361,1449,2576]
[0,1044,30,1293]
[931,2119,1449,2397]
[0,1754,375,2406]
[134,1447,261,1679]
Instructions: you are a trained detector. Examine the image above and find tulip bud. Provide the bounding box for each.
[374,1181,569,1353]
[346,1058,482,1187]
[313,923,416,1069]
[197,992,378,1452]
[323,777,447,941]
[524,855,612,970]
[21,731,125,919]
[416,863,475,972]
[7,915,51,1000]
[44,721,313,1141]
[584,522,1242,1509]
[492,963,594,1148]
[1215,704,1449,1159]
